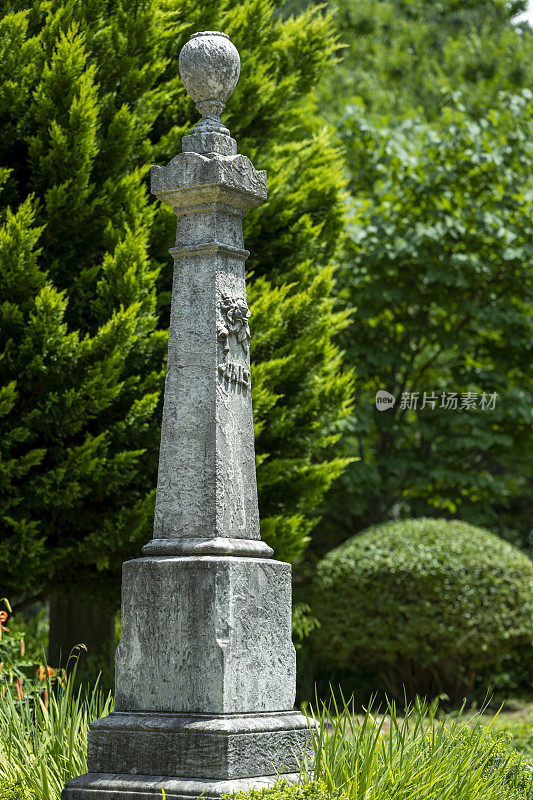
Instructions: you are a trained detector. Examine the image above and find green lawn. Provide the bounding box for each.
[369,699,533,764]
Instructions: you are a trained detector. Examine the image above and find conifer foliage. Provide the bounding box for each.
[0,0,353,608]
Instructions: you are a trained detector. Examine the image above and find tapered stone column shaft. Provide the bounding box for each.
[147,150,266,552]
[62,31,310,800]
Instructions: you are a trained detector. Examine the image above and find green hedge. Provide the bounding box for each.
[444,728,533,798]
[222,781,342,800]
[313,518,533,700]
[0,782,34,800]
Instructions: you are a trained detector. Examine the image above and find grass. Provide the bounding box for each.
[0,665,112,800]
[0,682,531,800]
[467,701,533,763]
[374,698,533,764]
[301,693,533,800]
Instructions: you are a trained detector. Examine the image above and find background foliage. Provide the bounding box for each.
[317,96,533,553]
[316,0,533,121]
[0,0,353,623]
[0,0,532,702]
[305,0,533,558]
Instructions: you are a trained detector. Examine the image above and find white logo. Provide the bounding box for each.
[375,390,396,411]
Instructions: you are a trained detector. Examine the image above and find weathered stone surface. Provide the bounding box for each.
[179,32,240,136]
[179,32,240,105]
[90,710,309,734]
[63,772,300,800]
[182,131,237,156]
[87,711,310,778]
[141,537,274,557]
[150,151,267,207]
[62,31,312,800]
[147,147,266,551]
[115,556,296,713]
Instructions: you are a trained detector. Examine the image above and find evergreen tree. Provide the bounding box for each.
[0,9,165,613]
[0,0,353,662]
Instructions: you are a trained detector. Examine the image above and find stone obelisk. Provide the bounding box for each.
[62,31,309,800]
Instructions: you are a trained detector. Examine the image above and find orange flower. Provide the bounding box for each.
[0,611,9,641]
[20,639,25,657]
[16,678,23,700]
[43,689,49,710]
[36,665,55,681]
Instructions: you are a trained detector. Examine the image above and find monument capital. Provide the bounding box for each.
[151,150,267,210]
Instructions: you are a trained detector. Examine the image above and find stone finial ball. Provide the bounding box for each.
[179,31,241,105]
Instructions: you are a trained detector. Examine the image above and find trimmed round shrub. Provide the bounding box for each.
[313,518,533,700]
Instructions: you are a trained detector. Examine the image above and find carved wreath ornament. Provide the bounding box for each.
[217,295,251,356]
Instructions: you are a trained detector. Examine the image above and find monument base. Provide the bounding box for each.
[114,555,296,715]
[62,772,301,800]
[62,711,312,800]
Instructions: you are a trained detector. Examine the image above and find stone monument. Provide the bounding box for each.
[62,30,310,800]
